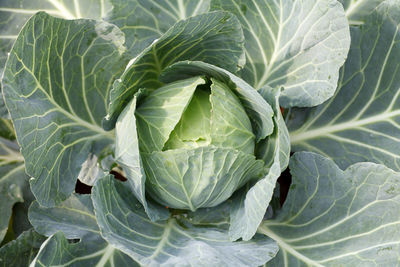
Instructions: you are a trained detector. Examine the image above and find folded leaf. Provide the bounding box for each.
[135,77,206,153]
[115,90,169,221]
[229,87,290,241]
[260,152,400,266]
[161,61,274,142]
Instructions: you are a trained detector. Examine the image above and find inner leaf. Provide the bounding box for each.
[164,83,212,150]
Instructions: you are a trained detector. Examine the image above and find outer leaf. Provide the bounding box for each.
[340,0,382,24]
[0,0,112,117]
[2,12,127,207]
[92,175,279,266]
[0,229,45,267]
[229,88,290,241]
[211,0,350,108]
[30,232,139,267]
[106,0,210,56]
[115,91,169,221]
[27,191,139,266]
[104,11,245,129]
[288,1,400,171]
[160,61,274,142]
[0,138,27,242]
[260,152,400,266]
[28,194,99,239]
[0,0,111,73]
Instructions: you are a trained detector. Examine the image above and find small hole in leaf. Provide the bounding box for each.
[75,179,92,194]
[110,170,127,182]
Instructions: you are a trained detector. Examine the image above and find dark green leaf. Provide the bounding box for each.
[0,138,27,242]
[2,12,127,207]
[340,0,382,24]
[0,0,112,117]
[0,229,45,267]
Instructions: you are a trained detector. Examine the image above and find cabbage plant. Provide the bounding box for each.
[1,0,400,266]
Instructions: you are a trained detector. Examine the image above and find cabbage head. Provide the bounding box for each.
[115,56,290,239]
[131,75,263,210]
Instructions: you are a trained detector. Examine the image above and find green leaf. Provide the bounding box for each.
[210,0,351,108]
[160,61,274,142]
[27,192,139,266]
[0,0,113,118]
[0,138,27,243]
[166,77,256,153]
[11,188,36,240]
[340,0,382,24]
[229,88,290,241]
[0,229,45,267]
[288,1,400,171]
[142,146,264,210]
[104,11,245,129]
[0,0,112,73]
[77,153,103,186]
[92,175,279,266]
[106,0,210,56]
[30,232,140,267]
[28,194,100,239]
[115,91,169,221]
[260,152,400,266]
[0,117,32,241]
[135,77,206,153]
[209,78,255,154]
[165,86,212,150]
[0,119,15,140]
[2,12,127,207]
[256,87,290,171]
